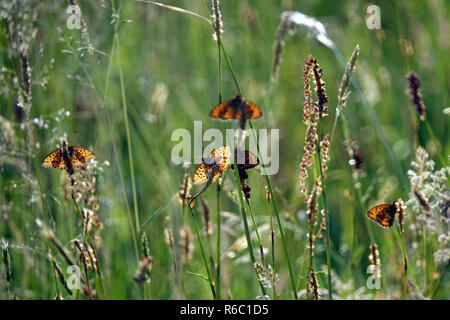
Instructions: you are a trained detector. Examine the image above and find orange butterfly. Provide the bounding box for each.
[41,141,95,175]
[193,146,231,185]
[209,95,262,121]
[367,201,397,228]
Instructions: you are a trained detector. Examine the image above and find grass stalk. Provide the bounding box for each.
[330,47,409,191]
[188,205,216,299]
[316,126,332,300]
[229,153,267,297]
[398,228,408,300]
[266,191,277,299]
[62,18,140,261]
[246,120,299,299]
[70,191,107,299]
[246,201,265,264]
[114,33,141,235]
[215,183,222,299]
[424,120,447,167]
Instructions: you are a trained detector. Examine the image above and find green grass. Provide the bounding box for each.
[0,0,448,299]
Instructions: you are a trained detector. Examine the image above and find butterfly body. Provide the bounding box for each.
[231,149,260,180]
[41,141,95,175]
[231,150,260,201]
[367,201,397,228]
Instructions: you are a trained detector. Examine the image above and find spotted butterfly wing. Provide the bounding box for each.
[209,145,231,168]
[68,146,95,167]
[193,162,209,185]
[367,202,397,228]
[245,100,262,120]
[209,95,262,120]
[41,149,66,170]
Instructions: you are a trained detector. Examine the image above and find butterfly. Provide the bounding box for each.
[209,95,262,121]
[367,201,398,228]
[41,141,95,175]
[231,150,260,200]
[193,145,231,185]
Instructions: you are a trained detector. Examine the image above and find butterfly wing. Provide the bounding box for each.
[210,145,230,160]
[41,149,66,170]
[69,146,95,167]
[243,150,260,170]
[234,149,260,171]
[194,146,231,184]
[193,162,210,185]
[367,203,396,228]
[213,146,231,180]
[211,145,231,167]
[209,97,236,120]
[245,100,262,119]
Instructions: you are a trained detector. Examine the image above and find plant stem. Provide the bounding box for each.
[246,201,265,265]
[267,193,277,300]
[331,47,409,192]
[70,191,107,299]
[115,33,140,235]
[188,205,216,299]
[215,182,222,299]
[63,4,140,261]
[424,120,447,167]
[199,0,292,298]
[316,126,333,300]
[248,122,298,300]
[398,228,408,300]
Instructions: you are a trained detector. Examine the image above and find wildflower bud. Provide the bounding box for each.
[320,134,330,177]
[395,199,407,234]
[254,262,271,289]
[265,186,271,202]
[180,225,194,266]
[179,172,192,209]
[368,242,381,280]
[212,0,223,42]
[407,72,426,121]
[309,269,320,300]
[164,217,174,248]
[133,256,153,285]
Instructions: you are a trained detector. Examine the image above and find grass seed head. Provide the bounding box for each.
[309,269,320,300]
[407,71,426,121]
[395,199,407,234]
[368,242,381,280]
[180,225,194,266]
[212,0,223,42]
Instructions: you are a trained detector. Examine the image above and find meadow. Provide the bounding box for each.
[0,0,449,300]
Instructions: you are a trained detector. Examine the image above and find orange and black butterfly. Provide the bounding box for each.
[193,145,231,185]
[367,201,398,228]
[231,149,260,200]
[209,95,262,121]
[41,140,95,175]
